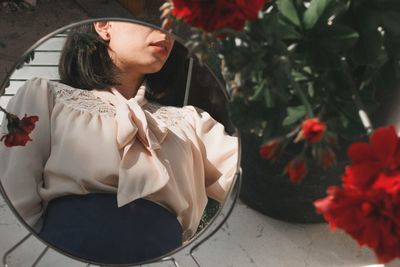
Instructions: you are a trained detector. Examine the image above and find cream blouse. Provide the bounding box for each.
[0,77,238,242]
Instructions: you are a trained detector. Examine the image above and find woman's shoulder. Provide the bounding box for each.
[144,101,205,115]
[11,78,115,117]
[143,102,211,129]
[143,101,190,128]
[16,77,84,99]
[44,79,116,116]
[23,77,94,98]
[16,77,54,94]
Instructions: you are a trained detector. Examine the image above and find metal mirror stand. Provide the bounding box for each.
[1,27,242,266]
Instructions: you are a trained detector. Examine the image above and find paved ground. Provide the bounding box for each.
[0,192,393,267]
[0,0,90,87]
[0,1,399,266]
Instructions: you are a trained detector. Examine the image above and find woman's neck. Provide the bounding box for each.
[114,72,145,100]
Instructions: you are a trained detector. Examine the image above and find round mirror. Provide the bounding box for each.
[0,18,241,266]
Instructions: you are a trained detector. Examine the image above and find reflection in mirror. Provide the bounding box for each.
[0,19,239,265]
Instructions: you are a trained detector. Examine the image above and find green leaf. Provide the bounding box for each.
[249,80,266,101]
[229,96,268,131]
[278,20,302,40]
[24,51,35,64]
[264,87,275,108]
[283,105,306,126]
[381,11,400,36]
[292,70,308,82]
[307,82,315,97]
[277,0,301,27]
[15,50,35,71]
[318,25,359,53]
[303,0,333,30]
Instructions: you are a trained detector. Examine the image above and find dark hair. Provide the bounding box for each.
[58,22,189,106]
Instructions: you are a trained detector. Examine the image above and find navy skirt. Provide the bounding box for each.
[38,193,182,264]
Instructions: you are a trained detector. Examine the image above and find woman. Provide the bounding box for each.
[0,21,238,264]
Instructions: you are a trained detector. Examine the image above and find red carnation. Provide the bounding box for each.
[343,125,400,190]
[315,125,400,263]
[1,113,39,147]
[172,0,267,32]
[285,158,307,183]
[296,118,327,143]
[314,184,400,263]
[259,138,282,160]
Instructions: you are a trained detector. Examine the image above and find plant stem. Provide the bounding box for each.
[284,63,314,117]
[340,58,373,135]
[0,105,8,115]
[280,40,315,118]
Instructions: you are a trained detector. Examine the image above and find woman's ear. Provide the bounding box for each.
[93,21,111,41]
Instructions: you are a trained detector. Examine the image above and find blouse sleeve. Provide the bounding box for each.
[185,106,239,203]
[0,77,53,229]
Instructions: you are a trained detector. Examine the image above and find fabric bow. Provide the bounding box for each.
[91,85,172,207]
[94,84,171,207]
[109,85,168,153]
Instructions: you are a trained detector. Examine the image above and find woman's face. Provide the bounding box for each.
[94,21,175,74]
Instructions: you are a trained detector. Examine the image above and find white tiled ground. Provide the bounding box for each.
[1,192,399,267]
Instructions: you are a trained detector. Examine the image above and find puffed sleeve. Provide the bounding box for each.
[0,77,53,230]
[184,106,239,203]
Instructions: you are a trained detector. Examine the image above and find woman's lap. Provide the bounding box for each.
[38,193,182,264]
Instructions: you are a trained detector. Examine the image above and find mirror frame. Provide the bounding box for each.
[0,17,242,267]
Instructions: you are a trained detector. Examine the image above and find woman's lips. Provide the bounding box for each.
[149,41,169,55]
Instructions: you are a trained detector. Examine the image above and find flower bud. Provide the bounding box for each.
[296,118,327,143]
[259,138,282,160]
[318,147,336,170]
[285,158,308,183]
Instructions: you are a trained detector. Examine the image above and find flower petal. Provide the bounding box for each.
[20,115,39,133]
[347,142,375,163]
[373,172,400,194]
[370,126,399,166]
[342,163,381,190]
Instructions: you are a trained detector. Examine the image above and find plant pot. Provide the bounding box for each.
[239,132,347,223]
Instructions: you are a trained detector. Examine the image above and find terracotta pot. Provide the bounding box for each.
[239,132,347,223]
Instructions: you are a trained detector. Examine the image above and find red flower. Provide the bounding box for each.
[259,138,282,160]
[1,114,39,147]
[285,159,307,183]
[318,147,336,170]
[343,125,400,190]
[373,172,400,195]
[297,118,327,143]
[315,126,400,263]
[314,184,400,263]
[172,0,267,32]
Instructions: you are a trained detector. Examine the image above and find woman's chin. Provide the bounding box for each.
[146,63,165,74]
